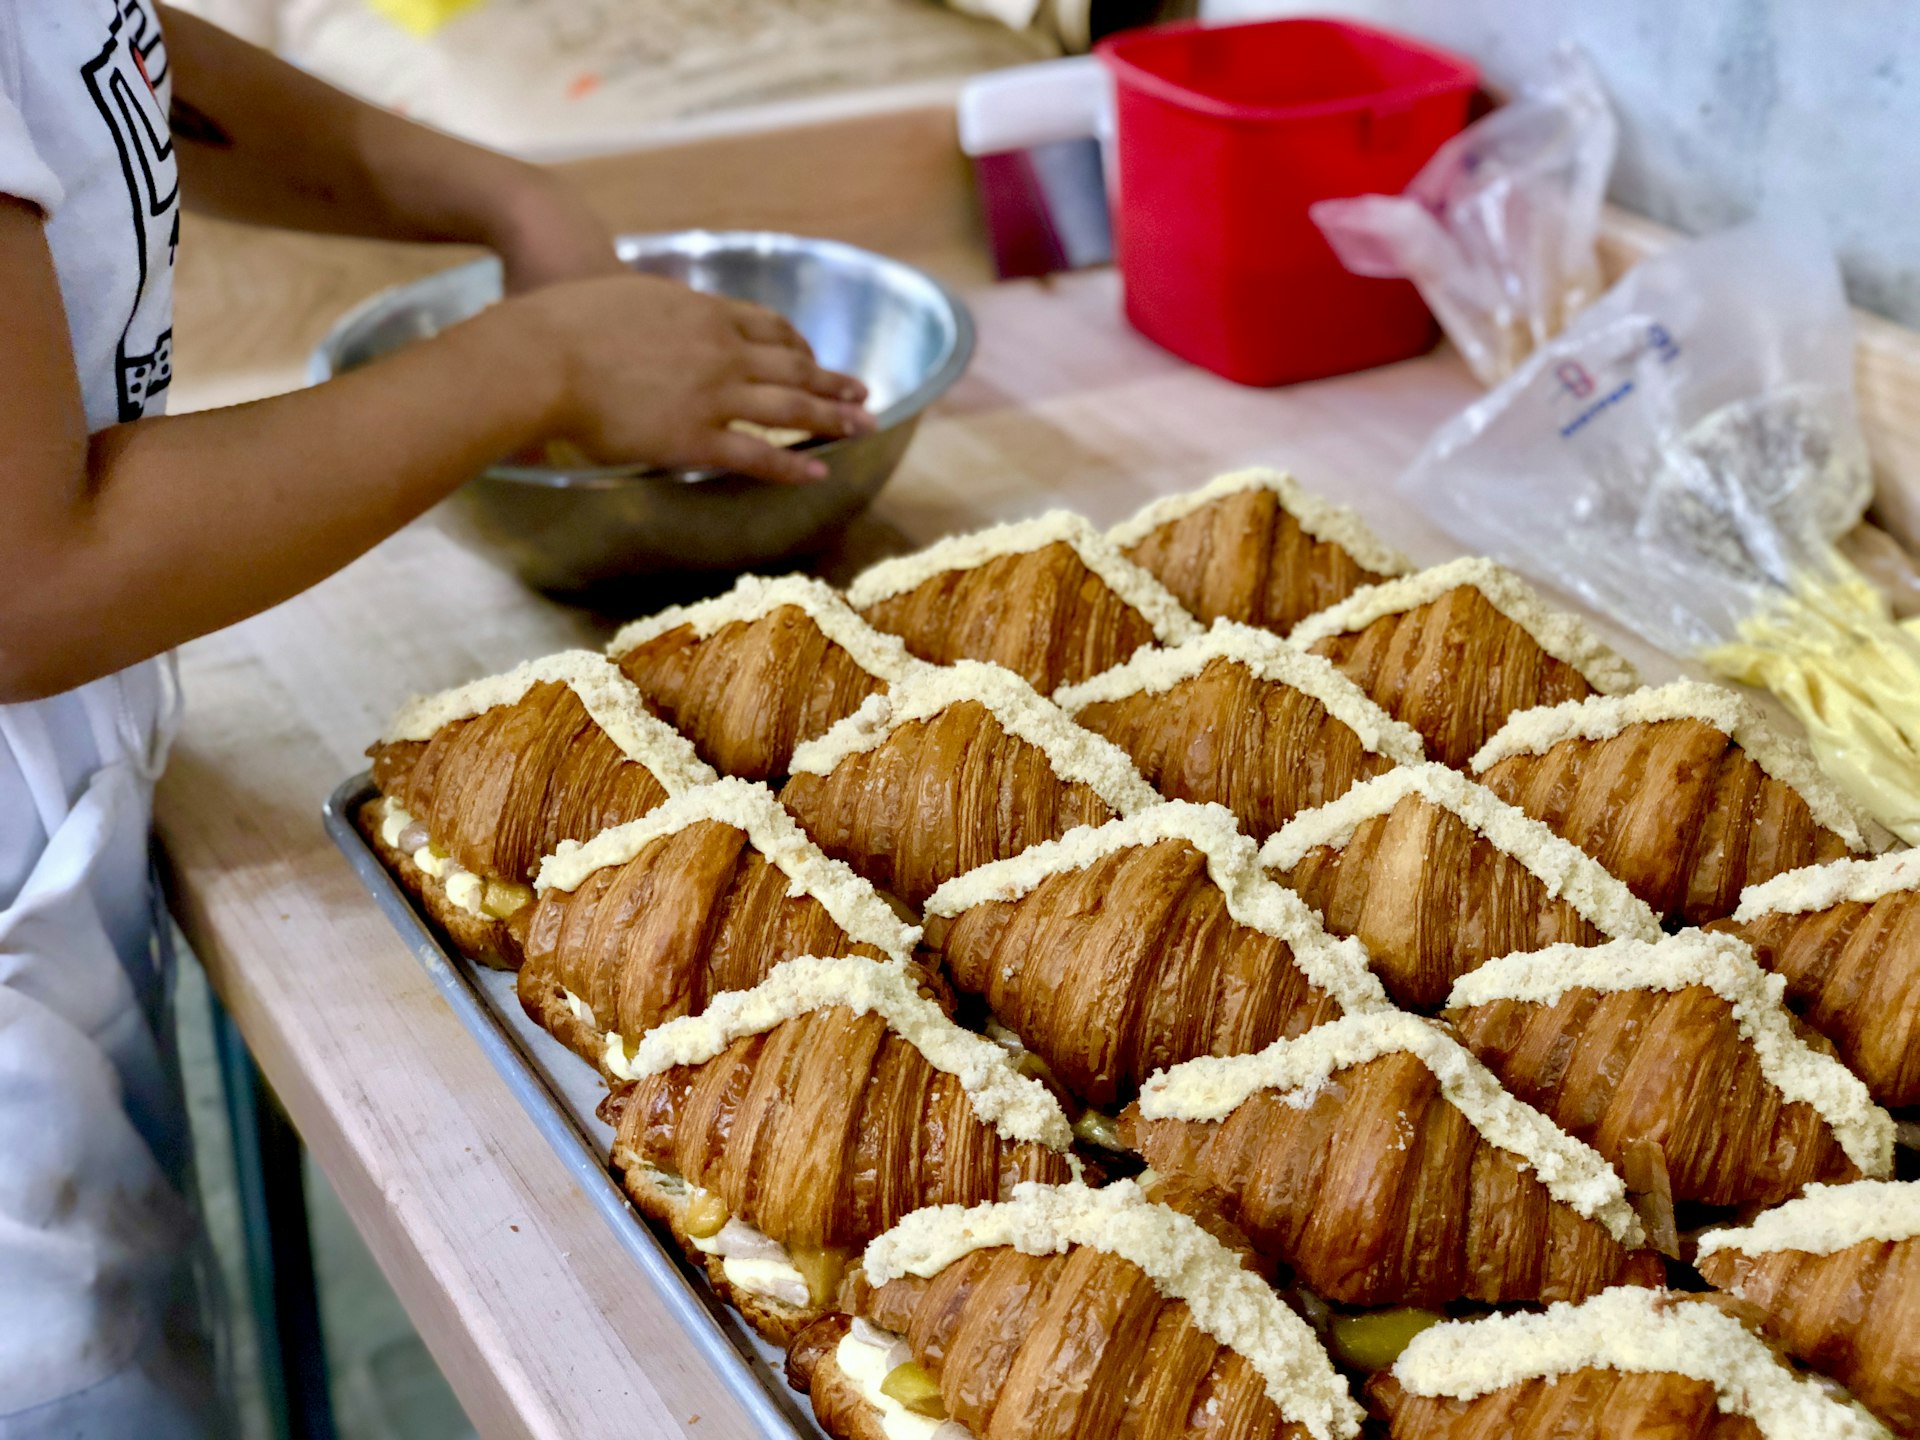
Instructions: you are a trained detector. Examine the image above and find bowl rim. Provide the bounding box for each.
[305,229,976,491]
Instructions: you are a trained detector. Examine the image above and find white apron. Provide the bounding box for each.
[0,660,215,1436]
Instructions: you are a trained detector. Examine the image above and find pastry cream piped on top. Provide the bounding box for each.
[786,659,1163,815]
[533,777,920,958]
[605,573,920,686]
[863,1179,1363,1440]
[1447,930,1894,1178]
[1468,680,1891,853]
[1390,1287,1893,1440]
[626,955,1074,1152]
[1106,467,1413,581]
[843,510,1203,647]
[1695,1180,1920,1261]
[380,650,717,792]
[1137,1011,1645,1248]
[1259,763,1662,942]
[1287,556,1641,695]
[1733,848,1920,922]
[1052,617,1427,764]
[922,801,1390,1018]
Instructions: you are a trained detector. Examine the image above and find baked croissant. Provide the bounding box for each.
[1713,851,1920,1108]
[363,651,716,966]
[1472,682,1889,926]
[1261,763,1662,1010]
[787,1179,1365,1440]
[779,659,1162,907]
[1108,468,1412,636]
[1696,1181,1920,1435]
[922,801,1388,1108]
[1055,619,1426,839]
[516,777,921,1076]
[1120,1011,1664,1307]
[844,511,1202,693]
[1443,931,1892,1216]
[607,574,917,781]
[1289,557,1639,769]
[606,956,1075,1344]
[1369,1286,1887,1440]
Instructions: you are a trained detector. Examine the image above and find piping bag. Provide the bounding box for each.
[1397,220,1920,844]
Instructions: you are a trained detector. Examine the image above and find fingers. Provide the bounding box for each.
[729,301,810,351]
[728,383,875,442]
[693,428,829,486]
[742,343,869,403]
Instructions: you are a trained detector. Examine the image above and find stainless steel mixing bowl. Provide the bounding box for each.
[308,231,974,594]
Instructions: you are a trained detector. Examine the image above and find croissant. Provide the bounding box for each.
[844,511,1202,693]
[605,956,1075,1344]
[1108,468,1411,636]
[922,802,1388,1109]
[786,1180,1365,1440]
[362,651,715,966]
[1696,1181,1920,1435]
[1369,1286,1885,1440]
[1120,1011,1664,1307]
[1055,620,1425,839]
[1261,763,1662,1009]
[1443,932,1892,1215]
[1472,682,1889,925]
[516,778,921,1076]
[1289,557,1639,769]
[606,575,917,781]
[779,659,1162,907]
[1712,852,1920,1108]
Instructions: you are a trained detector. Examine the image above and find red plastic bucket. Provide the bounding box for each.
[1097,17,1477,386]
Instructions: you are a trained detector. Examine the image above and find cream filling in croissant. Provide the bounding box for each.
[1696,1180,1920,1260]
[1389,1287,1892,1439]
[836,1320,970,1440]
[1733,849,1920,921]
[1447,931,1895,1178]
[1288,556,1641,695]
[379,797,534,922]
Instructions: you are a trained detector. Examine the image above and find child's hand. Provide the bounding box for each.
[502,270,873,485]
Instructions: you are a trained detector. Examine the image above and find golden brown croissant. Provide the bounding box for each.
[1289,557,1640,769]
[1712,852,1920,1108]
[1696,1181,1920,1435]
[922,802,1389,1108]
[1442,932,1893,1213]
[1108,468,1412,636]
[787,1180,1365,1440]
[1261,763,1663,1010]
[1120,1011,1664,1307]
[362,652,716,966]
[606,575,917,780]
[1369,1286,1885,1440]
[844,512,1202,693]
[515,778,921,1075]
[1472,682,1889,926]
[606,956,1076,1344]
[779,659,1163,907]
[1055,620,1426,838]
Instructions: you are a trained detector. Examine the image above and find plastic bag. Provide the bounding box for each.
[1398,220,1920,844]
[1311,46,1616,385]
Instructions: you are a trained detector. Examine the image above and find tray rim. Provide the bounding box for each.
[322,771,814,1439]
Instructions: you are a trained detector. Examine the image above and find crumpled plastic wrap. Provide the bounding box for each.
[1312,46,1616,386]
[1398,220,1920,844]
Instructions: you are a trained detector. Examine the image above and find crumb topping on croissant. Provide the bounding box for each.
[1054,618,1425,764]
[1697,1180,1920,1260]
[628,955,1074,1150]
[1138,1010,1643,1246]
[1471,682,1888,853]
[1386,1287,1892,1440]
[380,650,715,790]
[1447,931,1893,1178]
[1262,763,1661,942]
[1290,558,1639,696]
[1734,849,1920,921]
[863,1179,1364,1440]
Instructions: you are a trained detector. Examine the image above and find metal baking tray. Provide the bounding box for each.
[324,773,821,1439]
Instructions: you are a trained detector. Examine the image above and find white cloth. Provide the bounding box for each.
[0,2,210,1431]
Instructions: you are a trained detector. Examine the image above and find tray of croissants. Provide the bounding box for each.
[325,465,1920,1440]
